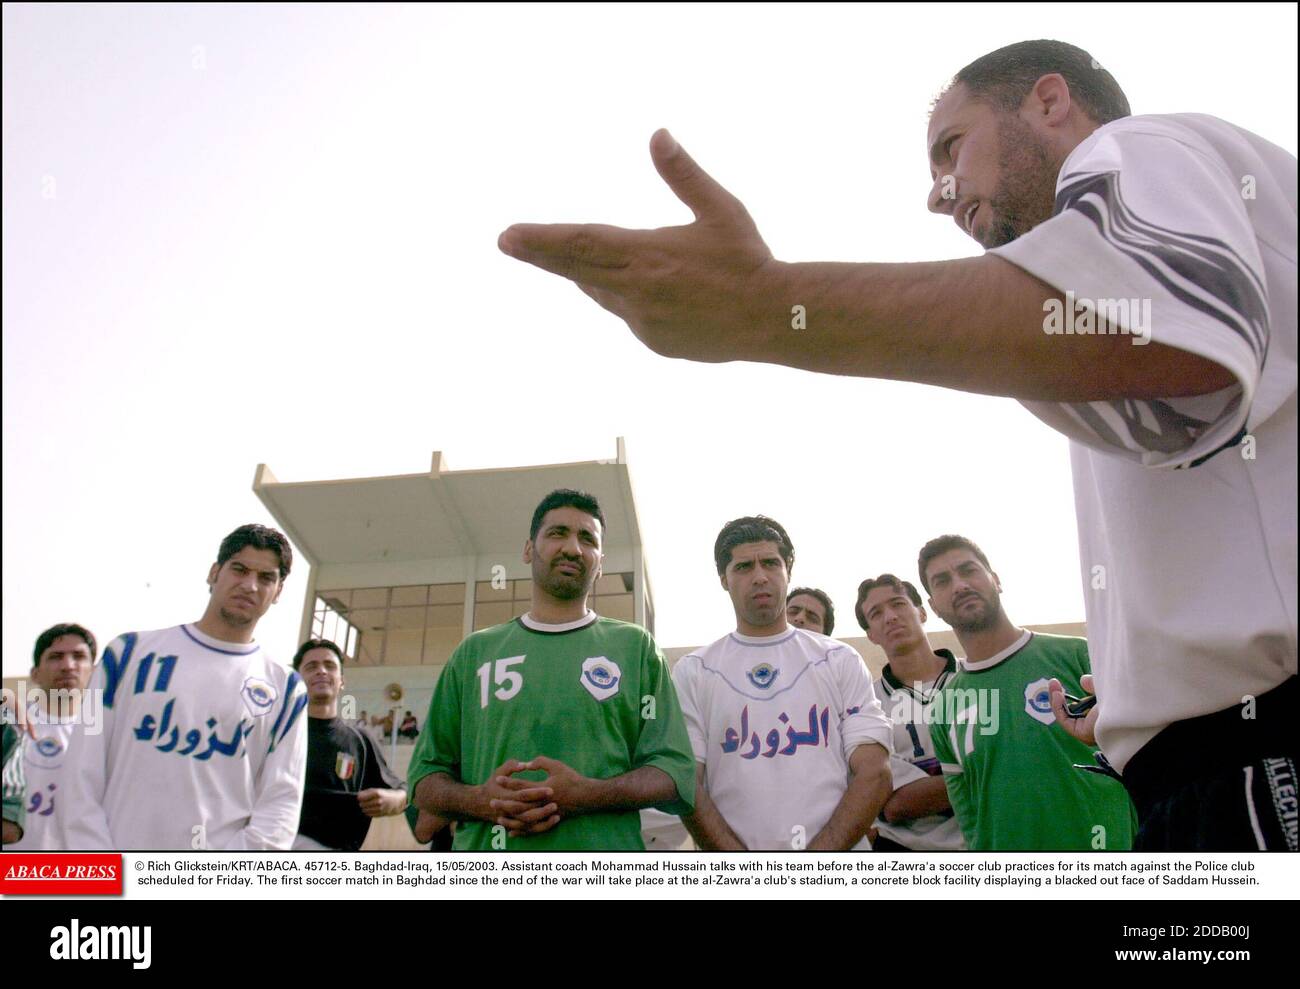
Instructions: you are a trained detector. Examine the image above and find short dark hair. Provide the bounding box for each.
[217,524,292,581]
[529,489,605,542]
[714,516,795,576]
[292,638,345,671]
[787,587,835,635]
[917,535,993,594]
[942,40,1130,126]
[854,574,922,632]
[32,623,97,667]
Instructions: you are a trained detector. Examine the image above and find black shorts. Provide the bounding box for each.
[1122,676,1297,852]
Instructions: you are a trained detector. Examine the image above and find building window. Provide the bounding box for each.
[313,583,465,666]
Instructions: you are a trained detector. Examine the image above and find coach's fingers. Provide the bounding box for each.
[498,223,636,286]
[1080,674,1095,695]
[649,128,748,224]
[1047,678,1070,724]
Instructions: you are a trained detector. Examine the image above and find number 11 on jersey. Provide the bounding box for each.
[476,656,526,708]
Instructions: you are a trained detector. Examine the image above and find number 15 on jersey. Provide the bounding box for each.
[476,656,525,708]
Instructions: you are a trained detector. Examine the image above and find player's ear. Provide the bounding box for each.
[206,562,219,591]
[522,539,533,565]
[918,606,928,625]
[992,572,1002,593]
[270,582,283,605]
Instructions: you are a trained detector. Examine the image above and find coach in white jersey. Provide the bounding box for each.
[673,516,894,850]
[60,524,308,850]
[854,576,965,852]
[7,623,97,850]
[501,39,1295,851]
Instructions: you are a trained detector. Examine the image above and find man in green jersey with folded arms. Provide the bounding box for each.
[408,488,694,850]
[922,534,1135,851]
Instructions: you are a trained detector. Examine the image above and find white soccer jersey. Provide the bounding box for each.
[7,702,77,851]
[990,113,1297,772]
[672,627,894,850]
[872,654,966,851]
[59,624,308,850]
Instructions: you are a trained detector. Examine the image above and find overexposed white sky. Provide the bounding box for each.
[4,3,1296,675]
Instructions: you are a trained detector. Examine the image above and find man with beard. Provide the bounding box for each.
[292,639,409,851]
[408,489,694,850]
[499,39,1296,851]
[7,623,97,850]
[919,535,1134,851]
[673,516,894,850]
[60,524,308,850]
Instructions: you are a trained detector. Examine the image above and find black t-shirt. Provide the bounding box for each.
[298,716,403,851]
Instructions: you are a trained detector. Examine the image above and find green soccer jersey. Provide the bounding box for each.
[408,614,695,851]
[929,632,1136,851]
[2,721,25,839]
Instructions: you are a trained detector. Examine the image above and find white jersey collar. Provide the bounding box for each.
[519,611,598,633]
[958,629,1032,673]
[728,627,798,647]
[181,623,260,655]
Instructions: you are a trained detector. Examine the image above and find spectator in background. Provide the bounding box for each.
[786,587,835,636]
[399,710,419,742]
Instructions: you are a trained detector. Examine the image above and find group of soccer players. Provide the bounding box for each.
[3,488,1141,853]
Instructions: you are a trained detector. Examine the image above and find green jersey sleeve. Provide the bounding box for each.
[407,646,466,800]
[633,633,696,817]
[2,721,26,838]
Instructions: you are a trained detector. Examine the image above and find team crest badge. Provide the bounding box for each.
[335,751,356,781]
[746,663,780,689]
[35,737,64,759]
[241,677,278,718]
[1024,678,1055,726]
[580,657,621,702]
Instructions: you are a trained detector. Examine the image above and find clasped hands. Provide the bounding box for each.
[479,756,591,838]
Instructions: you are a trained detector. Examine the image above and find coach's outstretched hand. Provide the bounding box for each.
[1049,674,1099,747]
[498,129,779,362]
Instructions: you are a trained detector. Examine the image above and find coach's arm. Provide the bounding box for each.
[498,131,1234,403]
